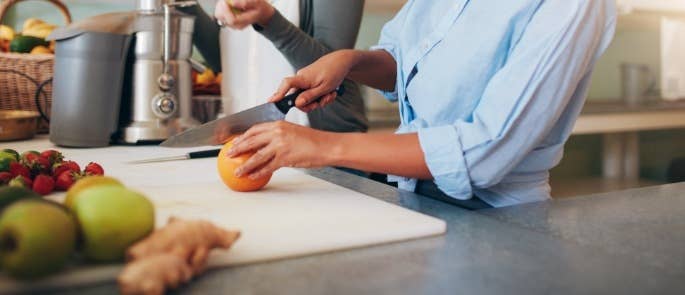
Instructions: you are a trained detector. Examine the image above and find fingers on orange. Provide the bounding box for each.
[232,125,272,155]
[240,147,275,176]
[249,161,280,180]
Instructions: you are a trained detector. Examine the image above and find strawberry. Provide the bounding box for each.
[84,162,104,176]
[55,171,80,191]
[40,150,64,166]
[32,174,55,195]
[0,171,13,184]
[23,156,51,176]
[20,151,40,164]
[9,162,30,178]
[8,175,32,189]
[52,165,70,180]
[52,161,80,180]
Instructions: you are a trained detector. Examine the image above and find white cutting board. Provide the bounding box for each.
[145,168,447,267]
[0,138,446,292]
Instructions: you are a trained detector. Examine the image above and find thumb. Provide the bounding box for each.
[269,76,310,102]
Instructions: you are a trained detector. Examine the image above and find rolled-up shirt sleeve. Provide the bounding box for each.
[418,1,616,199]
[370,44,400,102]
[371,2,413,102]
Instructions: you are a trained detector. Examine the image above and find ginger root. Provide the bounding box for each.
[118,217,241,295]
[118,254,192,295]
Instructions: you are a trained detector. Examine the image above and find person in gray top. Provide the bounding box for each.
[181,0,368,133]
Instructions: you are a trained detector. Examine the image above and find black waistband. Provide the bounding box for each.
[415,181,492,210]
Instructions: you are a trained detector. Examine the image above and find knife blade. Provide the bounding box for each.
[160,86,344,148]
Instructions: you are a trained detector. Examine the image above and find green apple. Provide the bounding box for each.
[1,149,19,162]
[0,152,14,172]
[64,176,124,211]
[73,186,155,262]
[0,200,76,279]
[0,186,40,210]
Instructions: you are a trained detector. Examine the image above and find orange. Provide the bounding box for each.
[217,139,272,192]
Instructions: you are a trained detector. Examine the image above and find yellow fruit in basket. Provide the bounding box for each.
[215,72,223,85]
[0,25,15,41]
[23,24,56,39]
[196,68,216,85]
[22,18,46,31]
[30,45,52,55]
[49,41,55,52]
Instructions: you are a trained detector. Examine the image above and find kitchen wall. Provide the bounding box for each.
[560,11,685,182]
[4,0,685,182]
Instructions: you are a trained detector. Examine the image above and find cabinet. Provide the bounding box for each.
[618,0,685,12]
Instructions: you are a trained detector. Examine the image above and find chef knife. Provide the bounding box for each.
[160,86,345,148]
[128,149,221,164]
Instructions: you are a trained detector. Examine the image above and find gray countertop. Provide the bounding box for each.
[481,182,685,278]
[40,169,685,294]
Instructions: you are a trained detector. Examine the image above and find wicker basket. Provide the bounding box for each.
[0,0,71,133]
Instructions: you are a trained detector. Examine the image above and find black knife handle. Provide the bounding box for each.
[275,85,346,114]
[188,149,221,159]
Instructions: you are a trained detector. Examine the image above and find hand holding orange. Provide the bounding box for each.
[217,139,272,192]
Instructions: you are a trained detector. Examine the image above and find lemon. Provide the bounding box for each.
[30,45,52,55]
[23,23,56,39]
[22,18,45,31]
[0,25,15,41]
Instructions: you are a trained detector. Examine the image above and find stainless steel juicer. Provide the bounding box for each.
[49,0,204,147]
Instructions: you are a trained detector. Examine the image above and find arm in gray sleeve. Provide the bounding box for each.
[179,5,222,73]
[257,0,365,69]
[183,0,368,133]
[258,0,368,133]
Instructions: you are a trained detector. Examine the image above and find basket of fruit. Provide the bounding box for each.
[0,0,72,133]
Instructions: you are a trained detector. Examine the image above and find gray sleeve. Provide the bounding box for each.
[257,0,365,69]
[259,0,368,133]
[183,0,369,133]
[179,5,222,73]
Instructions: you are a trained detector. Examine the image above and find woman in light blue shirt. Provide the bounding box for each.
[225,0,617,209]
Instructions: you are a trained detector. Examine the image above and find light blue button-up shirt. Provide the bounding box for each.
[373,0,616,207]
